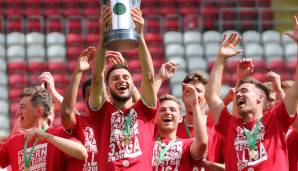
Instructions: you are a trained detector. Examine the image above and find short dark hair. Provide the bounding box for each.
[105,64,133,82]
[238,77,269,100]
[82,78,92,99]
[183,70,208,85]
[19,86,52,118]
[159,94,181,113]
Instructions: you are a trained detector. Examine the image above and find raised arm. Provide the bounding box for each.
[26,128,87,160]
[61,47,95,129]
[265,71,285,101]
[205,33,243,123]
[183,83,208,160]
[283,14,298,116]
[131,8,157,107]
[154,62,178,93]
[38,72,63,105]
[89,5,111,109]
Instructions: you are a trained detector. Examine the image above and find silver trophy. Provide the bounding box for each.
[100,0,141,52]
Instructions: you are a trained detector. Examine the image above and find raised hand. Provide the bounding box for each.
[131,7,144,35]
[284,14,298,44]
[38,72,56,93]
[218,32,243,60]
[182,83,199,107]
[106,50,128,66]
[26,128,49,142]
[158,62,179,81]
[76,47,95,72]
[100,5,112,36]
[266,71,282,91]
[237,58,254,81]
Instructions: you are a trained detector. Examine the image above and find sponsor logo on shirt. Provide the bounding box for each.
[108,109,142,162]
[152,140,183,171]
[234,122,268,170]
[83,127,98,171]
[17,143,48,171]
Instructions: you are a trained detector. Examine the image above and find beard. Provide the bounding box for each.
[110,88,133,102]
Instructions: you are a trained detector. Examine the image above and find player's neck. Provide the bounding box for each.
[114,98,134,109]
[159,129,177,139]
[242,112,262,124]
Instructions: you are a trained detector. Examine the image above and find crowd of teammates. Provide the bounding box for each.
[0,5,298,171]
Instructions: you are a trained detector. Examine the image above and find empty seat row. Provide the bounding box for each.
[164,30,295,46]
[3,45,66,62]
[2,32,65,46]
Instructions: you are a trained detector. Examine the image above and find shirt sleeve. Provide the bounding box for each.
[217,107,233,136]
[87,100,110,122]
[274,101,297,132]
[139,99,160,121]
[0,139,10,168]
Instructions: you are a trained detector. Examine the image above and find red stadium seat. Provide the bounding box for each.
[164,15,181,31]
[145,16,161,33]
[48,61,68,73]
[81,0,99,16]
[128,59,141,70]
[85,33,99,46]
[5,0,23,16]
[28,61,47,73]
[9,73,28,88]
[149,46,164,60]
[257,0,272,7]
[25,0,43,16]
[9,88,23,102]
[159,5,177,16]
[178,0,198,16]
[226,60,239,73]
[66,16,83,34]
[86,16,99,34]
[44,0,62,17]
[266,60,286,72]
[253,72,266,82]
[222,73,231,85]
[253,60,267,72]
[67,33,84,47]
[26,17,43,32]
[145,33,163,47]
[8,62,27,74]
[46,16,64,33]
[201,6,218,30]
[67,45,83,61]
[142,6,158,16]
[0,17,4,32]
[239,0,256,7]
[9,101,19,116]
[63,0,81,17]
[132,72,143,85]
[7,16,24,32]
[52,73,69,88]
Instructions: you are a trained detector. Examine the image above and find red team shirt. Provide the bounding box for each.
[152,137,196,171]
[177,115,225,171]
[0,127,78,171]
[88,99,158,170]
[218,102,296,171]
[66,115,99,171]
[287,128,298,171]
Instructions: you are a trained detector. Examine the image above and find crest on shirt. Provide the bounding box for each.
[108,108,142,162]
[234,122,267,170]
